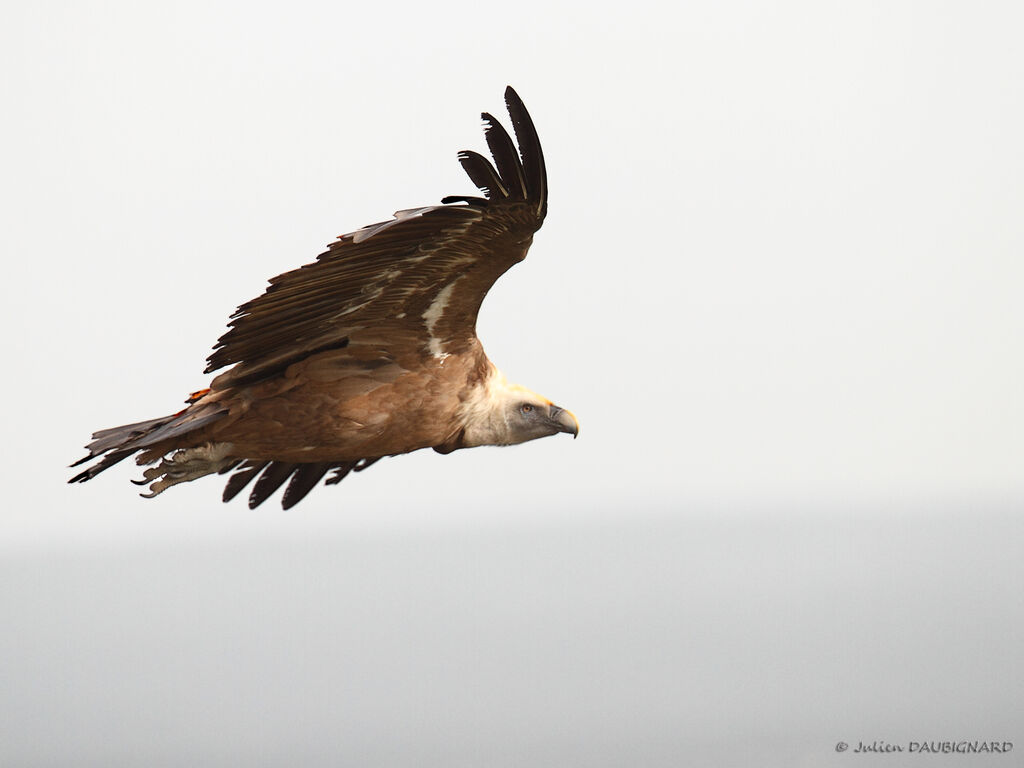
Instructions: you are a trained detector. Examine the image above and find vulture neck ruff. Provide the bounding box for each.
[459,364,551,447]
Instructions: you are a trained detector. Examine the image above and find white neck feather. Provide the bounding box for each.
[459,365,542,447]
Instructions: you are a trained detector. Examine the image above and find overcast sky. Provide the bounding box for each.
[3,3,1023,765]
[4,2,1022,544]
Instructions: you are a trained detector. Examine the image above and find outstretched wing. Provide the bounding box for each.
[207,86,547,388]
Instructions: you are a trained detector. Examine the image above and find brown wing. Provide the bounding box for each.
[221,458,382,510]
[206,86,548,388]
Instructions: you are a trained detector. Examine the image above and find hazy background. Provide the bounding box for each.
[3,1,1022,765]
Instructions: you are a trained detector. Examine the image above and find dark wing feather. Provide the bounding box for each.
[458,151,507,198]
[229,458,378,509]
[281,462,333,510]
[503,86,547,218]
[440,195,488,206]
[325,462,357,485]
[204,87,548,388]
[222,460,268,502]
[248,462,298,509]
[481,113,527,198]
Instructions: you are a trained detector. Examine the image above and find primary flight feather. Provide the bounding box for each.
[70,87,578,509]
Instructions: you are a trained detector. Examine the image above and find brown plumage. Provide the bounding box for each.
[70,87,578,509]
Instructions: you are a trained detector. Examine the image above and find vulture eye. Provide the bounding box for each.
[520,403,534,414]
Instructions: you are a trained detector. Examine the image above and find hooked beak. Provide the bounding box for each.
[548,405,579,439]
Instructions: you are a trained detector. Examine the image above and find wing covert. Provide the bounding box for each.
[206,86,547,387]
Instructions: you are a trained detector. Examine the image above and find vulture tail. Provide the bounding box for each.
[69,402,230,490]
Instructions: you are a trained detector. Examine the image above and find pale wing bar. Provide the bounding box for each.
[205,87,547,386]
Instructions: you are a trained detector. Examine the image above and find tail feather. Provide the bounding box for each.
[72,415,178,466]
[70,403,228,483]
[134,405,226,446]
[69,448,137,484]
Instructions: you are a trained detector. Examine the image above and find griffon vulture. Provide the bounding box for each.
[70,87,578,509]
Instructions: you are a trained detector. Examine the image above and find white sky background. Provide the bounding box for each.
[3,4,1024,766]
[3,1,1024,541]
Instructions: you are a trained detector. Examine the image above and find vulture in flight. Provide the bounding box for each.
[70,87,578,509]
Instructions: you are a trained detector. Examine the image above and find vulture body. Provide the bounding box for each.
[70,87,577,509]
